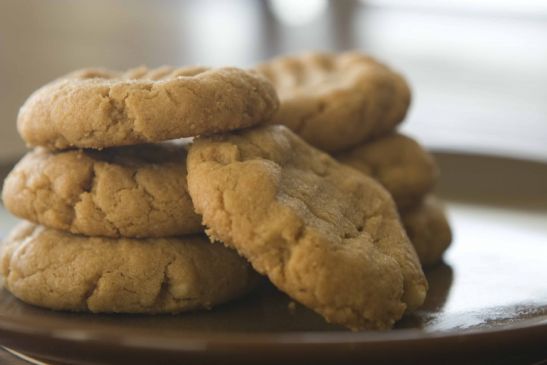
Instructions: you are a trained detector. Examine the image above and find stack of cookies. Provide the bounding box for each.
[1,66,279,314]
[255,51,452,267]
[1,51,450,331]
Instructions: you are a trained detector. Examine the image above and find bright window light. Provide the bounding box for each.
[269,0,328,26]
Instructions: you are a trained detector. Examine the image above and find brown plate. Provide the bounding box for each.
[0,152,546,365]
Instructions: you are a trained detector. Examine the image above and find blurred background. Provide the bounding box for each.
[0,0,546,163]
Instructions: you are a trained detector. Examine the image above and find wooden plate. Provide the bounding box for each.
[0,152,545,365]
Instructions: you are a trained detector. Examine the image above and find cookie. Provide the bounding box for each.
[186,125,427,330]
[336,133,438,209]
[401,195,452,267]
[18,66,279,149]
[0,222,258,313]
[254,52,411,152]
[2,143,202,238]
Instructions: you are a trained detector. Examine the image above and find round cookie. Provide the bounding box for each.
[0,222,258,313]
[186,125,427,330]
[254,52,411,152]
[2,143,202,238]
[18,66,279,149]
[336,133,439,209]
[401,195,452,267]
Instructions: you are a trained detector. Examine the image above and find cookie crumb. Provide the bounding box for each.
[288,301,296,314]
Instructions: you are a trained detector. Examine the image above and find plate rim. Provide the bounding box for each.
[0,304,545,347]
[0,310,545,365]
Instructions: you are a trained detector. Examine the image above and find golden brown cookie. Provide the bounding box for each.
[254,52,411,152]
[401,195,452,267]
[186,125,427,330]
[336,133,438,209]
[18,66,279,149]
[2,143,202,238]
[0,222,258,313]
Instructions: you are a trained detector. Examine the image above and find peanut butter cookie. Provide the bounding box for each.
[336,133,438,209]
[186,125,427,330]
[1,222,258,313]
[255,52,410,152]
[18,66,279,149]
[2,143,202,238]
[402,195,452,267]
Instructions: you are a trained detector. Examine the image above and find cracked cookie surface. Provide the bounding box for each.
[2,143,202,238]
[186,125,427,330]
[17,66,279,149]
[401,195,452,267]
[254,52,411,152]
[0,222,258,313]
[336,133,438,209]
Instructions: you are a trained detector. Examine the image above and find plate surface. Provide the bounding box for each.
[0,152,546,365]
